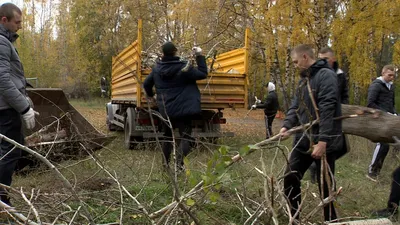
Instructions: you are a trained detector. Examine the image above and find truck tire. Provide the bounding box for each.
[124,107,143,150]
[106,116,117,131]
[204,122,220,144]
[106,105,117,131]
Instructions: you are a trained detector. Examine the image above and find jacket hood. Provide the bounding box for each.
[0,24,18,42]
[157,56,185,79]
[376,76,393,86]
[301,59,331,77]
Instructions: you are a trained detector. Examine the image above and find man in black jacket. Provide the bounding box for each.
[366,65,396,182]
[318,47,349,104]
[308,47,350,183]
[143,42,208,169]
[279,44,343,222]
[251,82,279,138]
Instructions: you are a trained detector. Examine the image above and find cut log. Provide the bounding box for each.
[341,104,400,143]
[327,218,392,225]
[25,129,68,146]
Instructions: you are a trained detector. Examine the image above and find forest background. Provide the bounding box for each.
[9,0,400,111]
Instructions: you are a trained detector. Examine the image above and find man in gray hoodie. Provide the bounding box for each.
[0,3,37,205]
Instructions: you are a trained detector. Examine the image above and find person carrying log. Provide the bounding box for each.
[309,47,351,184]
[279,44,343,222]
[366,65,396,182]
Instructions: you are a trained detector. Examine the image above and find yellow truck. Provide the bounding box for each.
[106,20,249,149]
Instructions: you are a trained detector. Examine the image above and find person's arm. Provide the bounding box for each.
[0,42,29,114]
[187,55,208,80]
[367,83,383,111]
[256,94,272,109]
[143,70,155,97]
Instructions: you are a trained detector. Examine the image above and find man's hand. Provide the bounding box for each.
[192,47,202,56]
[251,104,257,109]
[22,108,39,129]
[255,96,261,104]
[311,141,327,159]
[279,127,290,138]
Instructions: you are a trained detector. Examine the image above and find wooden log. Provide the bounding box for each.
[327,218,392,225]
[342,104,400,143]
[25,129,67,146]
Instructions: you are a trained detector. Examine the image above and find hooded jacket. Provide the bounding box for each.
[367,77,396,114]
[256,90,279,116]
[143,55,208,118]
[0,24,30,114]
[283,59,343,153]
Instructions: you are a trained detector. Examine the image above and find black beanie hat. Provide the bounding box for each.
[162,42,177,56]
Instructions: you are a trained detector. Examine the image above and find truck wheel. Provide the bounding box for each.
[208,124,220,144]
[204,122,220,144]
[124,107,143,150]
[106,117,117,131]
[124,118,136,149]
[106,107,117,131]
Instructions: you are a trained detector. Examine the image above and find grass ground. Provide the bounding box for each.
[4,98,400,224]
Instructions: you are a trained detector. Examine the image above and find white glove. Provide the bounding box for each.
[22,108,39,129]
[388,112,398,116]
[251,104,257,109]
[192,47,202,56]
[255,96,261,104]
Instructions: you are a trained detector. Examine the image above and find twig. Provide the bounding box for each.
[0,133,95,225]
[20,187,41,224]
[0,200,39,225]
[68,206,82,225]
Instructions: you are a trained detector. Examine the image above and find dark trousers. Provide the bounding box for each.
[264,113,275,139]
[284,149,337,222]
[0,109,24,201]
[310,134,348,181]
[369,142,390,175]
[388,166,400,209]
[162,117,193,166]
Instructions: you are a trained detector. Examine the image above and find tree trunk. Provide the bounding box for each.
[342,104,400,143]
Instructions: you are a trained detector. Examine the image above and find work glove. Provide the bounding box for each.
[251,104,257,109]
[255,96,261,104]
[22,108,39,129]
[192,47,202,56]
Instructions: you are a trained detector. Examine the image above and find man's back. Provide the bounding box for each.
[143,55,208,118]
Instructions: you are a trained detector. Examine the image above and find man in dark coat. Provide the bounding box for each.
[366,65,396,182]
[251,82,279,138]
[143,42,207,169]
[279,44,343,222]
[308,47,350,183]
